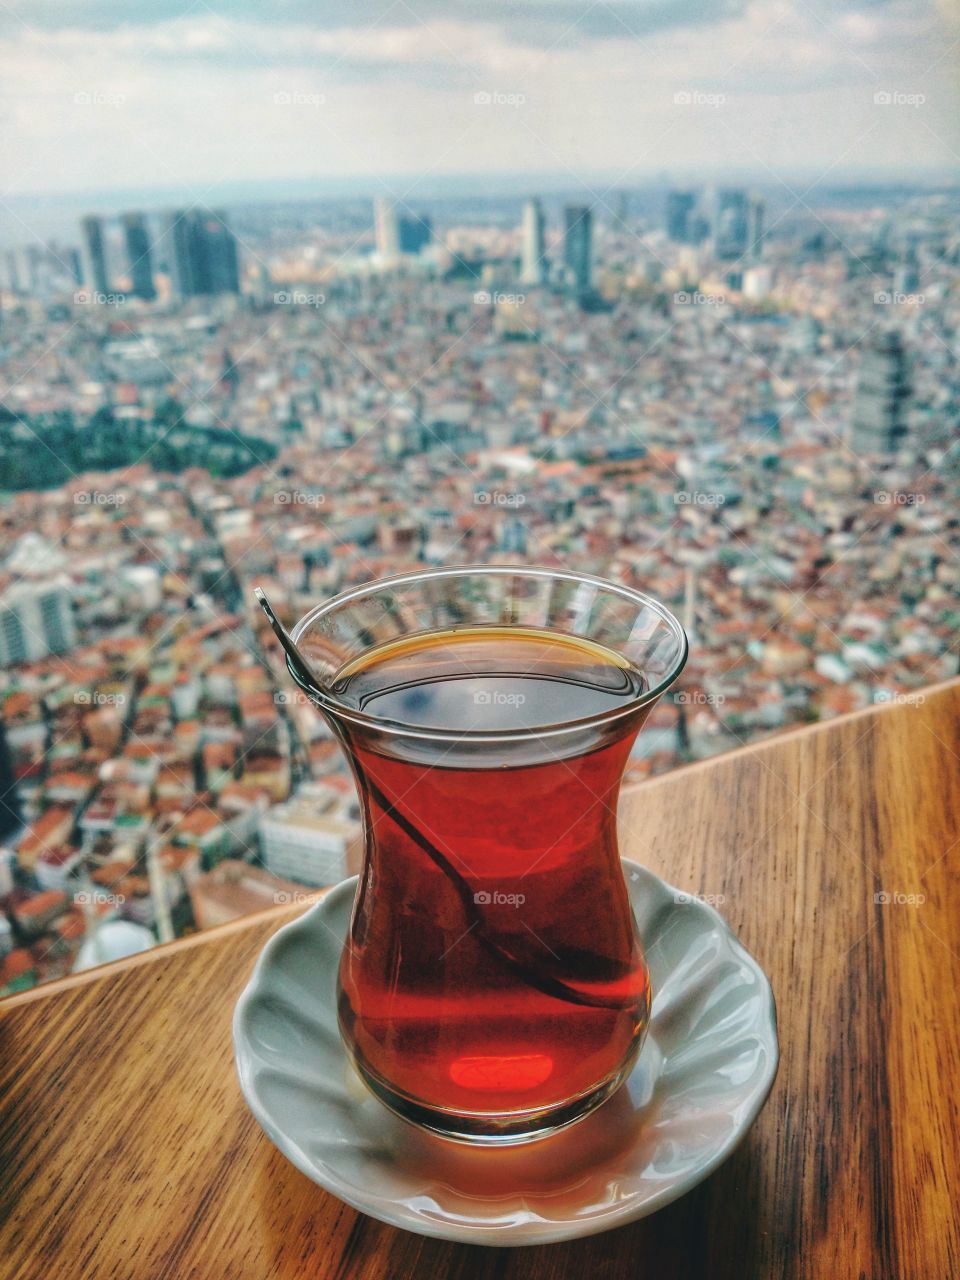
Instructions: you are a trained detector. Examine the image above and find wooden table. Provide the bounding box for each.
[2,681,958,1279]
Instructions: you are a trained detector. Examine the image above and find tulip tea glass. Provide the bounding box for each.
[286,566,688,1144]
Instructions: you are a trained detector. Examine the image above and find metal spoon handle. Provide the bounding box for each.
[254,587,316,689]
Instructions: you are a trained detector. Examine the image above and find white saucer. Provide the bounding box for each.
[233,860,779,1246]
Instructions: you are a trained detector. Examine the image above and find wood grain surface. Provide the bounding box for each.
[1,680,958,1279]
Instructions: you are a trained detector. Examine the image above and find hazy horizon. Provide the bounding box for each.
[2,166,958,250]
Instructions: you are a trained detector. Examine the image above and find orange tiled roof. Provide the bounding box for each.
[1,949,36,984]
[175,809,223,837]
[18,807,75,855]
[92,861,135,887]
[16,890,69,919]
[54,911,86,941]
[2,691,38,721]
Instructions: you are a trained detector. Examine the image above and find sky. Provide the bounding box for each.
[0,0,958,210]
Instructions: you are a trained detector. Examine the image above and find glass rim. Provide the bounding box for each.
[288,564,689,743]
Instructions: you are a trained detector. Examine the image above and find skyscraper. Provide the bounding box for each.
[122,212,156,300]
[519,198,546,286]
[714,189,750,260]
[747,196,765,261]
[850,331,911,453]
[666,191,696,244]
[563,205,592,294]
[67,248,83,285]
[162,209,240,300]
[687,213,710,246]
[198,210,240,295]
[4,249,21,293]
[21,247,41,294]
[374,198,400,260]
[163,209,197,299]
[80,215,109,295]
[398,213,432,255]
[894,247,920,296]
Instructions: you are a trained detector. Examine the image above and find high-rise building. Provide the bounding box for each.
[520,198,547,285]
[687,213,710,246]
[374,198,400,260]
[747,196,765,261]
[161,209,240,300]
[894,248,920,296]
[666,190,696,244]
[714,189,750,260]
[121,212,156,300]
[67,248,83,285]
[80,215,109,295]
[0,577,77,666]
[563,205,592,294]
[21,247,42,295]
[398,212,432,255]
[4,249,21,294]
[198,210,240,295]
[161,211,194,299]
[850,331,911,453]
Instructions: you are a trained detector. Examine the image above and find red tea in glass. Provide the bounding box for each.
[287,568,687,1143]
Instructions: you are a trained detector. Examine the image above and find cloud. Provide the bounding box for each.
[1,0,750,42]
[0,0,955,201]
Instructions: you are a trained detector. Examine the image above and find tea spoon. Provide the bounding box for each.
[254,586,317,690]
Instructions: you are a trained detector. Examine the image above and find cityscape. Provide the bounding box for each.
[0,175,958,994]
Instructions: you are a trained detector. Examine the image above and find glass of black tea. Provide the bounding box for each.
[285,566,688,1144]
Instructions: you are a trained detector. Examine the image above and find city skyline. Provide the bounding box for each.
[2,169,959,254]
